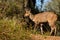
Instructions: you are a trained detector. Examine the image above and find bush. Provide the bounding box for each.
[0,18,32,40]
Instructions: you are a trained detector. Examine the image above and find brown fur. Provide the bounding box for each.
[24,8,57,35]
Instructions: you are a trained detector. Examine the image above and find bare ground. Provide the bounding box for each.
[30,34,60,40]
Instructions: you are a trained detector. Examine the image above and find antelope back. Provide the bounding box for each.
[33,12,57,22]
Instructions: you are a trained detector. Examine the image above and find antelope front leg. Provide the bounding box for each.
[40,24,43,35]
[34,24,37,32]
[50,28,54,35]
[54,25,56,36]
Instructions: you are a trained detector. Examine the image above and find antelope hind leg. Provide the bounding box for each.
[40,24,43,35]
[50,28,54,35]
[50,25,56,36]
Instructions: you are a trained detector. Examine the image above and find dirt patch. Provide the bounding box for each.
[30,34,60,40]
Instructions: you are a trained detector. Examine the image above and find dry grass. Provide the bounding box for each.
[0,18,32,40]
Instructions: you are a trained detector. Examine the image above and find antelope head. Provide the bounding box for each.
[24,8,31,17]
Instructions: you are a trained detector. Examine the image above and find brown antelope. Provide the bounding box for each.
[24,8,57,35]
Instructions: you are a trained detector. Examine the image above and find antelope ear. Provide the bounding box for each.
[29,8,31,11]
[25,7,31,11]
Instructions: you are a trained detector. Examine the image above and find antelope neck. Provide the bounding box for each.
[29,13,34,21]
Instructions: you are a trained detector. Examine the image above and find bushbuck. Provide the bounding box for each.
[24,8,57,35]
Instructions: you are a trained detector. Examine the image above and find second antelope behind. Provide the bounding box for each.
[24,8,57,35]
